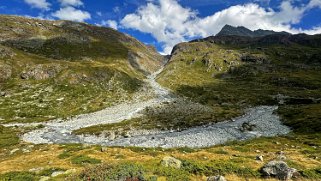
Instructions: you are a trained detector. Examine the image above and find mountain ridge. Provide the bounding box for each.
[216,24,290,37]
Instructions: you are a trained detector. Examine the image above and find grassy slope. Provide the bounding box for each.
[0,132,320,180]
[0,15,162,123]
[158,42,321,131]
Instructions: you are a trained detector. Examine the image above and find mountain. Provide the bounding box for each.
[159,27,321,133]
[0,15,163,123]
[216,24,290,37]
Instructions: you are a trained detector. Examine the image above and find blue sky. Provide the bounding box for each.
[1,0,321,54]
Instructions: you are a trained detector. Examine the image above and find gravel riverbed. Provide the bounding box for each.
[2,68,291,148]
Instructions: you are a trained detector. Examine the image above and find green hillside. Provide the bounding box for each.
[0,15,163,123]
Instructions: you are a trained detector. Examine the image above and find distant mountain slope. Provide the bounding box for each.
[159,27,321,133]
[0,15,163,123]
[216,24,289,37]
[195,30,321,48]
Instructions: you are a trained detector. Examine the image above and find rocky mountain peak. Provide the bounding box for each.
[216,24,290,37]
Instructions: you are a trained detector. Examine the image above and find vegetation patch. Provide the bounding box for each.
[71,155,102,165]
[0,125,20,148]
[0,171,37,181]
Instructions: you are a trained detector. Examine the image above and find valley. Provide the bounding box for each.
[0,15,320,181]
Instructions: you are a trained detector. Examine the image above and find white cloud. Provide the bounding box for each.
[113,6,120,13]
[58,0,83,7]
[24,0,50,10]
[52,6,91,22]
[97,11,102,16]
[99,20,118,30]
[121,0,321,54]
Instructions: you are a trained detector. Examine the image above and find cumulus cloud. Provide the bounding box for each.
[121,0,321,54]
[24,0,50,10]
[58,0,83,7]
[99,20,118,30]
[52,6,91,22]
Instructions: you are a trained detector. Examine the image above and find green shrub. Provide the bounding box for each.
[71,155,101,165]
[0,171,36,181]
[153,166,190,181]
[181,159,260,178]
[301,167,321,179]
[58,151,73,159]
[76,163,145,180]
[38,168,65,176]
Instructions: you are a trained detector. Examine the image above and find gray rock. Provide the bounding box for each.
[0,64,12,81]
[39,176,50,181]
[161,156,182,169]
[0,91,6,97]
[29,167,44,174]
[10,148,19,155]
[207,175,227,181]
[261,161,298,180]
[276,151,287,160]
[51,171,65,177]
[101,146,108,152]
[256,155,264,162]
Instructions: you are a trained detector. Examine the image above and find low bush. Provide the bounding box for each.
[71,155,101,165]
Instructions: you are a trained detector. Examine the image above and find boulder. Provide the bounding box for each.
[240,122,256,132]
[20,64,62,80]
[161,156,182,169]
[51,171,65,177]
[0,91,6,97]
[0,64,12,81]
[101,147,108,152]
[256,155,264,162]
[39,176,50,181]
[261,161,298,180]
[207,175,227,181]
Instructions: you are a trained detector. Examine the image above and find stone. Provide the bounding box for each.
[276,151,287,160]
[123,132,131,138]
[39,176,50,181]
[207,175,227,181]
[29,167,44,174]
[0,91,6,97]
[64,169,77,175]
[51,171,65,177]
[101,147,108,152]
[108,131,116,140]
[256,155,264,162]
[261,161,298,181]
[161,156,182,169]
[10,148,19,155]
[22,148,31,153]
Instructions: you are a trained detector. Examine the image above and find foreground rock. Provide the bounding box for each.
[161,156,182,169]
[261,161,298,180]
[207,175,226,181]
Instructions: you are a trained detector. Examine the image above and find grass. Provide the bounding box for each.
[0,171,37,181]
[0,133,320,180]
[0,15,162,124]
[0,125,19,148]
[70,155,102,165]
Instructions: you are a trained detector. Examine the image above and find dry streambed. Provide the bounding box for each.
[2,68,291,148]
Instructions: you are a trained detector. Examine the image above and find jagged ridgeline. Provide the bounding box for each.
[0,15,163,123]
[158,25,321,133]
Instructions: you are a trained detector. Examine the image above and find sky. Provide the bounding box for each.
[1,0,321,54]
